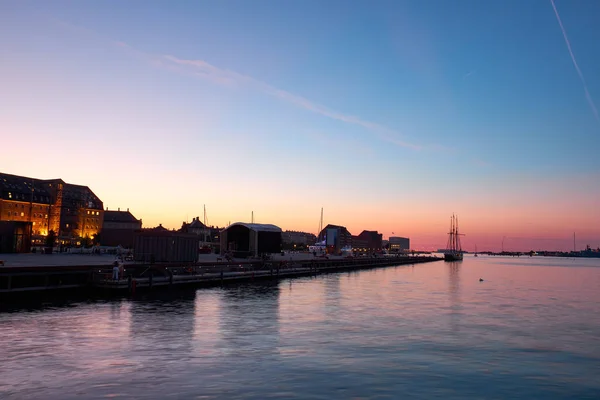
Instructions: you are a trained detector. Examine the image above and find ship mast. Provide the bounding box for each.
[318,207,323,236]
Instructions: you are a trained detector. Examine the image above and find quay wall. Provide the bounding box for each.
[0,256,442,299]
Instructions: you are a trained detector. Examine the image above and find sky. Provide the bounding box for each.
[1,0,599,252]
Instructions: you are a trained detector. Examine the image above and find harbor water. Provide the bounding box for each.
[1,256,600,399]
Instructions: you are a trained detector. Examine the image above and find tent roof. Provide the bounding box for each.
[225,222,282,233]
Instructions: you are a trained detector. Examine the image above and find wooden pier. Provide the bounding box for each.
[0,256,442,297]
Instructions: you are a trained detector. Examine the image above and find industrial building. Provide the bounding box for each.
[0,172,104,250]
[220,222,282,258]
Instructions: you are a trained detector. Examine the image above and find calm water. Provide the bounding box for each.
[1,256,600,399]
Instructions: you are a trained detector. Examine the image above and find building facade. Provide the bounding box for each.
[0,172,104,246]
[282,230,317,246]
[317,224,353,254]
[133,225,199,263]
[102,208,142,248]
[389,236,410,252]
[352,230,383,253]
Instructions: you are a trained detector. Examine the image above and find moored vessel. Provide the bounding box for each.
[444,214,464,261]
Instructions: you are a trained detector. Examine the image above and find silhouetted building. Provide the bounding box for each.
[220,222,282,258]
[180,217,223,254]
[0,172,103,246]
[389,236,410,252]
[133,224,199,263]
[317,224,352,254]
[101,208,142,248]
[352,230,383,252]
[282,230,317,245]
[180,217,211,242]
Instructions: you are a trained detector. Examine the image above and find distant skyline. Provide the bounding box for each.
[1,1,599,252]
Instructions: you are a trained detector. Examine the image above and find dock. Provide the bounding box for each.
[0,255,442,297]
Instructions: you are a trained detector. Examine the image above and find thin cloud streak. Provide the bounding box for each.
[50,18,423,150]
[550,0,600,125]
[164,55,421,150]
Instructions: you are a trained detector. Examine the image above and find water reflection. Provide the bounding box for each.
[447,262,462,332]
[218,283,280,358]
[128,291,197,363]
[1,258,600,399]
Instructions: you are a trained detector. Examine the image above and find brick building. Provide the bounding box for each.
[352,230,383,253]
[0,172,104,247]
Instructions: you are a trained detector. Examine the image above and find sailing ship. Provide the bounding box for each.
[444,214,464,261]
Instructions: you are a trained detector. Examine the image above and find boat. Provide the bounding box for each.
[444,214,464,261]
[474,244,478,257]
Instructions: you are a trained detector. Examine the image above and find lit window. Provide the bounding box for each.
[66,224,69,228]
[8,192,12,199]
[33,222,36,226]
[20,212,24,217]
[45,214,48,218]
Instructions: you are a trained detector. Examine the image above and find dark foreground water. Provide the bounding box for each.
[1,256,600,399]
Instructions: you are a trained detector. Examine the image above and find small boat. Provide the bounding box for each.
[444,214,464,261]
[474,244,478,257]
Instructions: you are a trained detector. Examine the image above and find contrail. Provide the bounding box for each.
[550,0,600,125]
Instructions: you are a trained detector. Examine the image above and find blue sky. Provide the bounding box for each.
[1,0,599,250]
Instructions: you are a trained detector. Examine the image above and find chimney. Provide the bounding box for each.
[118,207,120,211]
[127,208,129,212]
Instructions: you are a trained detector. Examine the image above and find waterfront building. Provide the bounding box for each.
[220,222,282,258]
[133,224,199,263]
[352,230,383,253]
[389,236,410,253]
[282,230,317,246]
[317,224,352,255]
[101,208,142,248]
[180,217,223,254]
[0,172,104,248]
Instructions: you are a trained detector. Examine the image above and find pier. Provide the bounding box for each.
[0,255,441,297]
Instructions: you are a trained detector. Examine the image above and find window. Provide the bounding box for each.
[20,212,24,217]
[66,224,69,228]
[33,222,36,226]
[45,214,48,218]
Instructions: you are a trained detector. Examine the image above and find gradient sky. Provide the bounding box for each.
[1,0,599,251]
